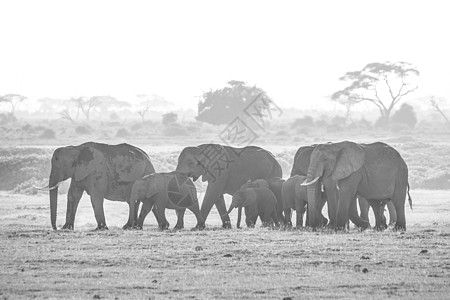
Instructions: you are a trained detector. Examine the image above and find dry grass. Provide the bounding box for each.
[0,190,449,299]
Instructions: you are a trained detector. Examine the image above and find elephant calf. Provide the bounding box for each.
[129,172,205,230]
[223,187,277,228]
[282,175,328,228]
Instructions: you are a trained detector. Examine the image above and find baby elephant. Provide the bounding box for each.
[282,175,328,228]
[223,187,277,228]
[129,172,205,230]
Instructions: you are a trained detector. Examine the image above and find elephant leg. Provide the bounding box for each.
[215,195,231,228]
[245,207,256,228]
[393,192,406,231]
[200,182,229,227]
[387,200,397,226]
[151,206,162,227]
[358,197,370,224]
[349,196,369,230]
[283,207,293,228]
[89,194,108,230]
[323,179,338,228]
[174,209,186,230]
[318,195,328,226]
[154,197,169,230]
[188,204,205,230]
[295,200,306,229]
[63,183,84,230]
[237,207,243,229]
[275,200,284,227]
[123,200,140,229]
[137,198,155,229]
[271,209,279,228]
[368,200,387,231]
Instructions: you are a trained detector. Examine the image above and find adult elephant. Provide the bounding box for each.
[35,142,155,230]
[302,141,412,231]
[175,144,282,228]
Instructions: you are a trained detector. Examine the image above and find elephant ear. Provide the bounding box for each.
[74,146,105,181]
[331,143,365,181]
[242,189,257,207]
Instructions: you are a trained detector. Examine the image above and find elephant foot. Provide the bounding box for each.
[222,220,232,229]
[191,223,205,231]
[174,224,184,230]
[158,223,170,231]
[374,225,387,231]
[393,224,406,231]
[95,225,109,231]
[61,223,74,230]
[122,223,135,230]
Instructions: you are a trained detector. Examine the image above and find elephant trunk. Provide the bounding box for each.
[49,172,60,230]
[222,204,235,218]
[305,160,323,228]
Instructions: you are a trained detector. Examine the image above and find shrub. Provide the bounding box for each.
[75,125,91,135]
[391,103,417,128]
[163,123,189,136]
[0,113,17,124]
[39,128,56,139]
[162,112,178,126]
[116,128,130,138]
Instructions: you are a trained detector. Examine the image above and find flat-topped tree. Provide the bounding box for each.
[0,93,27,117]
[332,61,419,122]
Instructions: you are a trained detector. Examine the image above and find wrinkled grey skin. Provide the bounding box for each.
[303,141,412,231]
[175,144,282,228]
[224,187,278,228]
[289,145,328,227]
[129,172,205,230]
[45,142,155,230]
[239,178,285,227]
[359,197,397,230]
[281,175,328,228]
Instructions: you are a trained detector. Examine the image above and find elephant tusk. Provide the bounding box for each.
[301,176,320,186]
[33,181,62,191]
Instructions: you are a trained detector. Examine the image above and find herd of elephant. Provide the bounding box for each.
[35,141,413,232]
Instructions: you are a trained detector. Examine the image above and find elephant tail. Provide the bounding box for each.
[407,183,413,210]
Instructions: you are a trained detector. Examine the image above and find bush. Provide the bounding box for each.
[163,123,189,136]
[391,103,417,128]
[116,128,130,138]
[75,125,91,135]
[0,113,17,124]
[39,128,56,139]
[162,112,178,126]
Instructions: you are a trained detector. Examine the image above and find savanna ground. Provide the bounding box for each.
[0,190,449,299]
[1,123,450,299]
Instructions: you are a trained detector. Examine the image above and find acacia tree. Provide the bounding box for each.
[430,96,449,124]
[196,80,269,125]
[69,96,103,120]
[332,61,419,121]
[0,94,27,116]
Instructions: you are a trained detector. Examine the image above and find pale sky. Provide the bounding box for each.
[1,0,449,110]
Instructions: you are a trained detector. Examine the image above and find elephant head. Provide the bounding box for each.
[175,145,227,182]
[36,145,105,230]
[223,189,255,216]
[301,141,365,227]
[240,179,269,190]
